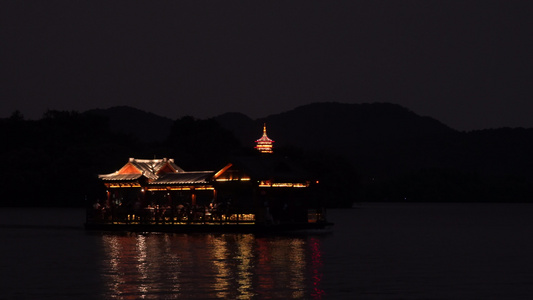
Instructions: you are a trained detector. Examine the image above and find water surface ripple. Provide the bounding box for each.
[1,204,533,299]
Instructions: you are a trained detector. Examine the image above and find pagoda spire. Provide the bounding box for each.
[255,123,274,153]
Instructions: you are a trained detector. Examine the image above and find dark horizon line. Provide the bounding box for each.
[4,102,533,133]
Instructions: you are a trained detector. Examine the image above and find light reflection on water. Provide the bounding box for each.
[6,206,533,299]
[99,233,324,299]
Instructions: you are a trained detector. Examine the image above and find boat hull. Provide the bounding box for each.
[84,222,333,234]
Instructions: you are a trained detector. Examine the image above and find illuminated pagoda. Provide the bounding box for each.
[255,123,275,154]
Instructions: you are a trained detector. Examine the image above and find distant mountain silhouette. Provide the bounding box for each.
[78,102,533,202]
[86,102,533,179]
[215,102,459,176]
[214,112,257,146]
[212,102,533,202]
[85,106,173,142]
[6,102,533,207]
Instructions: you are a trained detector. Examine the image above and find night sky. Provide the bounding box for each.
[2,1,533,130]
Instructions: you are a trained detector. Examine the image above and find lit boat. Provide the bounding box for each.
[86,125,333,233]
[84,157,333,233]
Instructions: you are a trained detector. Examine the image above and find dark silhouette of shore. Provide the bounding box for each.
[2,102,533,207]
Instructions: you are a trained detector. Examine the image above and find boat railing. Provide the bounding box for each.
[86,207,256,225]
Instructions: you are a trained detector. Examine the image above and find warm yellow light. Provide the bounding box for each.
[227,214,255,221]
[272,183,293,187]
[146,187,167,191]
[167,187,193,190]
[216,177,249,181]
[259,182,309,188]
[292,183,309,188]
[213,163,233,179]
[195,187,215,190]
[112,183,141,188]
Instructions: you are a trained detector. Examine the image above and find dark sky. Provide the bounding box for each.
[2,1,533,130]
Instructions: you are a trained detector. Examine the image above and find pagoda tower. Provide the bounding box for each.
[255,123,274,153]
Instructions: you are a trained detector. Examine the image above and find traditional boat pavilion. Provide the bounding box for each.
[90,124,326,228]
[98,157,218,208]
[97,156,317,223]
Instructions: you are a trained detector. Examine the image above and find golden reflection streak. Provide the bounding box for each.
[100,234,322,299]
[210,235,256,299]
[236,235,254,299]
[135,235,149,298]
[211,235,230,299]
[289,239,306,299]
[101,235,121,296]
[102,235,145,299]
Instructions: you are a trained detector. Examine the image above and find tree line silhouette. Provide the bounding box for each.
[0,110,351,207]
[2,104,533,207]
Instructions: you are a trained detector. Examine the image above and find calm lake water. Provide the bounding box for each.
[1,204,533,299]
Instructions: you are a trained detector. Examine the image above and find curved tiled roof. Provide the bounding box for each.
[98,173,143,181]
[98,158,212,184]
[128,158,184,179]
